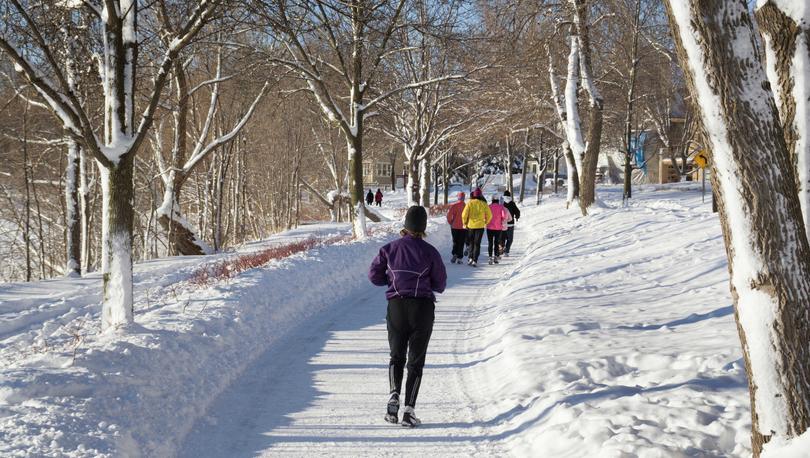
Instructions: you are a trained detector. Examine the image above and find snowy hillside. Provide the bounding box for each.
[1,185,752,456]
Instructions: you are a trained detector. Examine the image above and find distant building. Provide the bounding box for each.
[362,148,406,191]
[629,115,698,184]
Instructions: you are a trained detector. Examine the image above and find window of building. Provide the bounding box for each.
[363,162,373,177]
[376,162,392,177]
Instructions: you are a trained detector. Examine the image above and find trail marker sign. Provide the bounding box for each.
[694,151,709,169]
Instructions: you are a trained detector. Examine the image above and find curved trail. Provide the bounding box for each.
[179,241,516,457]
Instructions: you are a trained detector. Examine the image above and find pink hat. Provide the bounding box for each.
[471,188,483,198]
[457,192,466,201]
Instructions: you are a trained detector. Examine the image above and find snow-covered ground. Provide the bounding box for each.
[1,184,753,456]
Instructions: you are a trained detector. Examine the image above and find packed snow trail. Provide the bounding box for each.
[179,238,512,457]
[1,186,755,456]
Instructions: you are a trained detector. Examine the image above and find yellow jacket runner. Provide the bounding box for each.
[462,198,492,229]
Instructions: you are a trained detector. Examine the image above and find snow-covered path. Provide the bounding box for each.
[180,239,511,457]
[2,186,756,456]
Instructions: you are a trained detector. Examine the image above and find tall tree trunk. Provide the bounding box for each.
[553,152,560,195]
[79,147,91,273]
[623,149,633,200]
[505,134,513,194]
[31,168,46,278]
[572,0,605,215]
[579,105,603,215]
[348,132,367,235]
[65,139,81,276]
[443,153,449,204]
[390,152,397,191]
[756,2,810,243]
[21,104,31,282]
[433,165,439,206]
[519,130,530,204]
[407,157,419,206]
[100,159,135,330]
[420,155,431,207]
[665,2,810,454]
[622,0,642,202]
[564,145,579,207]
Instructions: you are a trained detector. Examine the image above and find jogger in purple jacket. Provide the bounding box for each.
[369,206,447,427]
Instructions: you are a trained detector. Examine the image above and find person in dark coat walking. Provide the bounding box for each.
[502,190,521,256]
[369,206,447,427]
[366,189,374,206]
[375,188,384,207]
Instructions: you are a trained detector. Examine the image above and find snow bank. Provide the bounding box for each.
[762,429,810,457]
[0,221,404,457]
[458,185,751,456]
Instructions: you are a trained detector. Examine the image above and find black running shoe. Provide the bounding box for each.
[401,406,421,427]
[385,393,399,424]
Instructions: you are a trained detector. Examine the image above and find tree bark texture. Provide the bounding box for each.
[100,158,135,331]
[579,104,603,215]
[65,140,82,276]
[665,1,810,454]
[756,2,810,242]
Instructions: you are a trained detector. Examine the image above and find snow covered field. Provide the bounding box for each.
[1,185,753,456]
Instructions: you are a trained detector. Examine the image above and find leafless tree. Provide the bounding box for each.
[664,1,810,454]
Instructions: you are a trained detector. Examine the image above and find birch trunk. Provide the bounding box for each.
[665,1,810,454]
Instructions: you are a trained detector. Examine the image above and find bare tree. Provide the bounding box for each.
[253,0,469,232]
[664,1,810,454]
[152,38,269,256]
[0,0,219,329]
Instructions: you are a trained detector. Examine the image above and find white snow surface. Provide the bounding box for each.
[1,185,753,456]
[762,428,810,457]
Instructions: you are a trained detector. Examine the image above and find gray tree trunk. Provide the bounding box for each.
[756,2,810,242]
[100,158,135,330]
[665,1,810,454]
[65,139,82,276]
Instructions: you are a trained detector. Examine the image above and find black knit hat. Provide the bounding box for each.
[503,190,511,197]
[404,206,428,233]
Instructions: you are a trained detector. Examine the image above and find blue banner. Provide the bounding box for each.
[630,132,647,173]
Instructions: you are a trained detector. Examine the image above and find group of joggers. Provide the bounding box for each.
[367,188,521,427]
[366,189,384,207]
[446,188,521,267]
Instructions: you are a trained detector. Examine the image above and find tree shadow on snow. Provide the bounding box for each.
[616,305,734,331]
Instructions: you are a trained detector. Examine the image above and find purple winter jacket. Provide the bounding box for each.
[368,235,447,301]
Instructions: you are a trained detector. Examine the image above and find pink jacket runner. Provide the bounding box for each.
[487,203,510,231]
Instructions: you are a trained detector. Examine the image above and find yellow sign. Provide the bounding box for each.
[694,151,708,169]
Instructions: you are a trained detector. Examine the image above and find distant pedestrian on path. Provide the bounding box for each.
[366,189,374,206]
[446,192,467,264]
[501,190,520,256]
[486,195,511,264]
[462,188,492,267]
[375,188,384,207]
[368,206,447,427]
